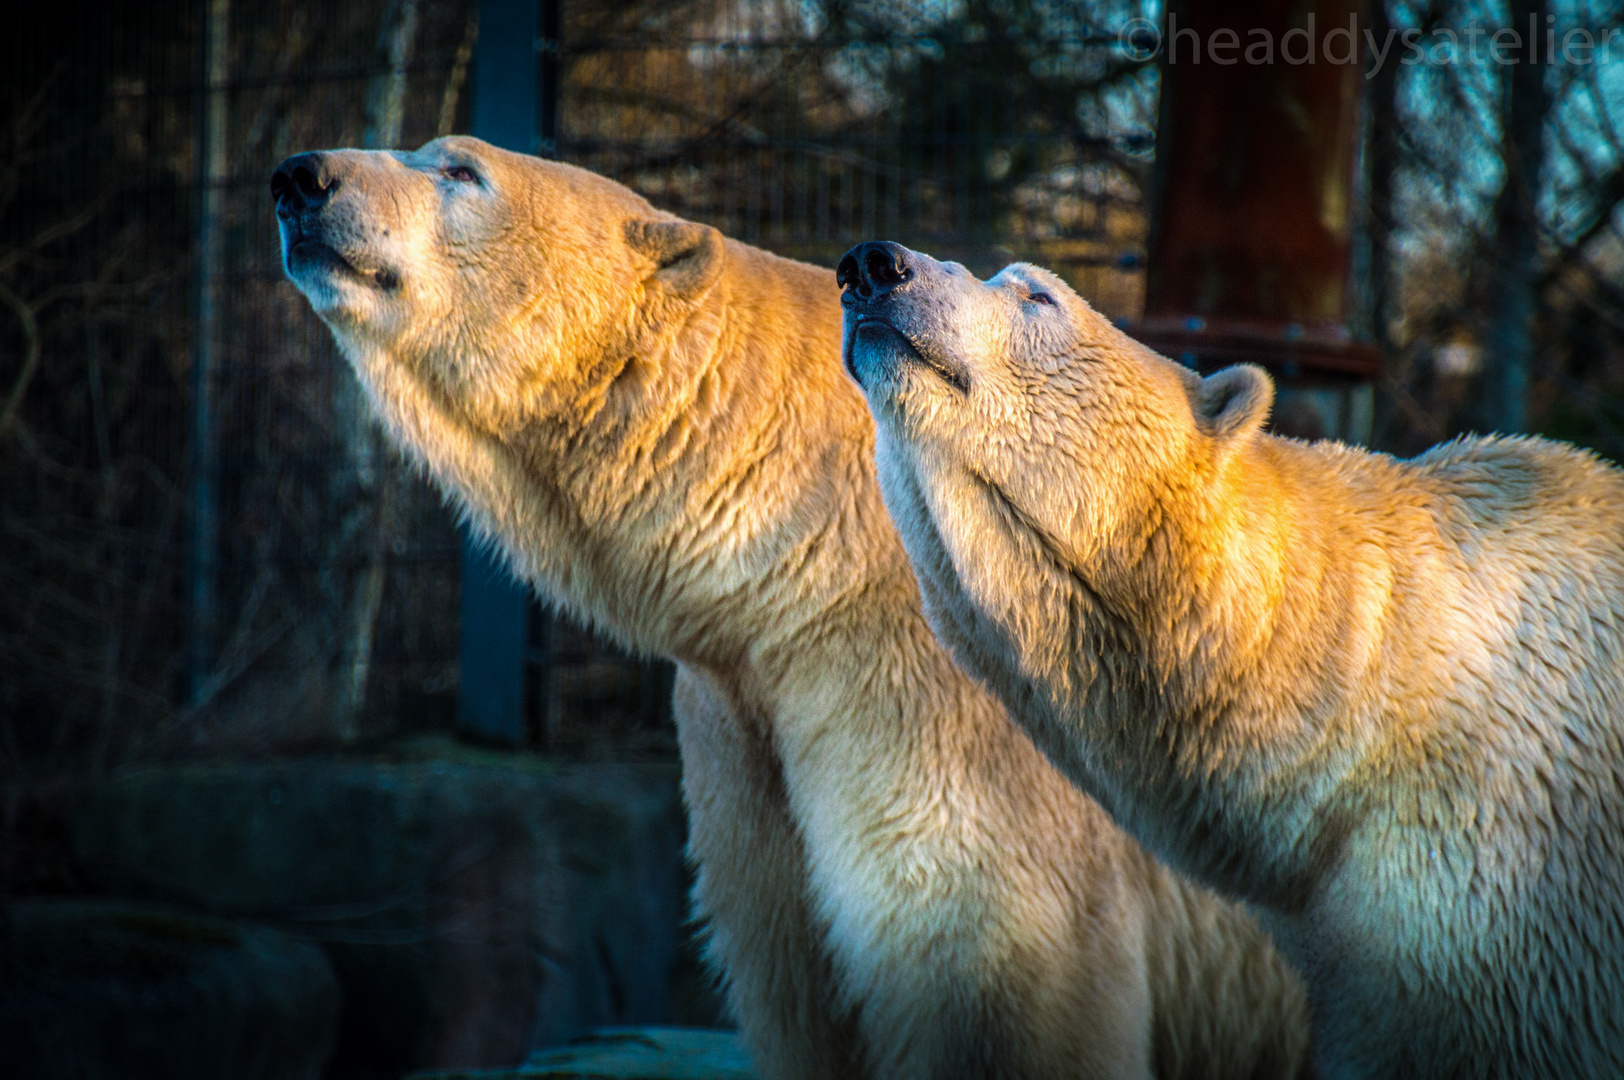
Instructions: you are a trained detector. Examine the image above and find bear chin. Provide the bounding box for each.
[847,318,968,393]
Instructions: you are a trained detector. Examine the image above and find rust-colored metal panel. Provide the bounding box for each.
[1139,0,1380,382]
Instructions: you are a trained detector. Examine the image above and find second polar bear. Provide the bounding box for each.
[841,240,1624,1080]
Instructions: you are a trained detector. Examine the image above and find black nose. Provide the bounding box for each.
[271,152,337,219]
[837,241,911,300]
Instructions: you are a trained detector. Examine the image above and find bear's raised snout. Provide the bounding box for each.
[837,241,912,302]
[272,149,409,301]
[271,152,339,219]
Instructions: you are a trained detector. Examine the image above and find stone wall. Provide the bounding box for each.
[3,750,718,1078]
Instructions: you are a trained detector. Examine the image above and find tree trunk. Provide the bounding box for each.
[1364,0,1400,356]
[334,0,421,739]
[1484,0,1551,433]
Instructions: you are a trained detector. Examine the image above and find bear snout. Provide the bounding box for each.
[837,241,913,303]
[272,151,407,296]
[271,152,340,220]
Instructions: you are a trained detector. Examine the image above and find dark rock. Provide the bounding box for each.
[69,756,706,1074]
[409,1027,755,1079]
[0,898,340,1080]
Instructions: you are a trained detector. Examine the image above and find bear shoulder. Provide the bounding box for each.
[1402,435,1624,541]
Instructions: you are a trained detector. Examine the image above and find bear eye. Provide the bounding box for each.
[1028,291,1055,306]
[444,165,479,183]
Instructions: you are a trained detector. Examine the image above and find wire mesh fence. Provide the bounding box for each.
[2,0,1156,770]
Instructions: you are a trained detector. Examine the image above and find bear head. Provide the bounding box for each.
[272,135,725,436]
[837,240,1274,700]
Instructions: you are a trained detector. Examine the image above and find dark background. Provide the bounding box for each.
[3,1,1623,1077]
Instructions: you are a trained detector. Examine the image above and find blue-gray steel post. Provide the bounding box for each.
[457,0,555,744]
[187,0,230,707]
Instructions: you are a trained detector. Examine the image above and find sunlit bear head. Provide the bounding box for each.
[838,239,1274,689]
[273,135,723,435]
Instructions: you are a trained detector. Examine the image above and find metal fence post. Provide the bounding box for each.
[186,0,230,708]
[457,0,552,745]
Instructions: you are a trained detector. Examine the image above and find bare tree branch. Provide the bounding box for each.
[0,280,40,440]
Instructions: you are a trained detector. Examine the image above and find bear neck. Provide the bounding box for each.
[1074,428,1363,904]
[433,242,980,722]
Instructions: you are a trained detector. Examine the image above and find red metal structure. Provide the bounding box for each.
[1136,0,1381,440]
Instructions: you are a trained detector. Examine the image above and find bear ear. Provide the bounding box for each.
[625,219,725,299]
[1191,363,1273,442]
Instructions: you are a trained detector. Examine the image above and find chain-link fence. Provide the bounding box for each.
[2,0,1156,771]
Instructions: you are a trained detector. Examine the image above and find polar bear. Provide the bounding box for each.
[272,138,1314,1080]
[839,240,1624,1079]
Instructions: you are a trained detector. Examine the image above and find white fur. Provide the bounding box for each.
[853,245,1624,1079]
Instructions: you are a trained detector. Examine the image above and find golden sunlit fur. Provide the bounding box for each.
[847,245,1624,1079]
[278,138,1313,1080]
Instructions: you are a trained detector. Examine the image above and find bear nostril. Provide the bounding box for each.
[865,249,903,288]
[836,253,860,293]
[291,165,328,202]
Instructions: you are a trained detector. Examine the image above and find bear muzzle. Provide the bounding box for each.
[839,241,970,394]
[272,152,402,293]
